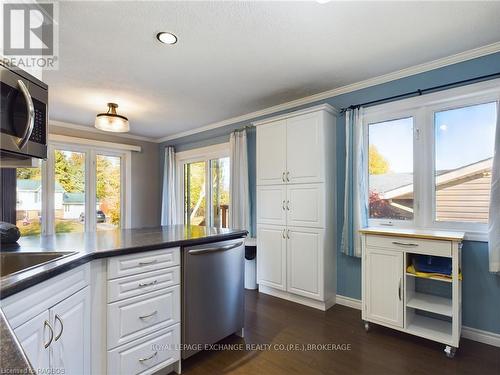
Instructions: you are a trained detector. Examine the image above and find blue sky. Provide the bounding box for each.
[369,101,497,173]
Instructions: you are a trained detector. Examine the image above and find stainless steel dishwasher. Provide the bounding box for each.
[182,238,245,359]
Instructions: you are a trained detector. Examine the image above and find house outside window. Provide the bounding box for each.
[364,79,499,240]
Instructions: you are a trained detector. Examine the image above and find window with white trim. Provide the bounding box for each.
[16,137,132,236]
[176,143,230,228]
[364,80,499,240]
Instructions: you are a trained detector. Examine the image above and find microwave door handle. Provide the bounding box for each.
[16,79,35,150]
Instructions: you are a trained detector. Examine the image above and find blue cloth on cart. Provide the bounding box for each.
[413,255,452,276]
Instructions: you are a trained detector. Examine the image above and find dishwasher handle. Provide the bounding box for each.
[188,241,244,255]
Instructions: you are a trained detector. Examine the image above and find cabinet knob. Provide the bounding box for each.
[282,200,286,211]
[286,200,290,211]
[282,172,286,182]
[286,171,290,182]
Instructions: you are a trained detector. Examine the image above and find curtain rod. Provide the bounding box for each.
[340,71,500,113]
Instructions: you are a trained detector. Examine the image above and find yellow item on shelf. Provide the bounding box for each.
[406,264,462,281]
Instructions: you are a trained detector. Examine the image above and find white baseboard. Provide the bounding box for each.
[258,285,335,311]
[335,294,362,310]
[462,326,500,348]
[334,294,500,348]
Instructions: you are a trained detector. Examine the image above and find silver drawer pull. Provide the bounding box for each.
[43,320,54,349]
[138,351,157,362]
[138,259,158,266]
[139,310,158,319]
[54,314,64,341]
[139,280,158,287]
[392,241,418,247]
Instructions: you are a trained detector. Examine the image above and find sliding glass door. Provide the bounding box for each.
[182,156,230,228]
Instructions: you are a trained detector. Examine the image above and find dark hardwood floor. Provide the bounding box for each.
[180,290,500,375]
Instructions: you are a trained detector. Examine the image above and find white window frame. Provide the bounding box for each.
[363,78,500,241]
[40,135,133,235]
[175,143,230,226]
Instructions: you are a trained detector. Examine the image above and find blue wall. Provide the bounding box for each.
[161,52,500,334]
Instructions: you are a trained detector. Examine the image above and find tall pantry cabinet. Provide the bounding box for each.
[254,104,337,311]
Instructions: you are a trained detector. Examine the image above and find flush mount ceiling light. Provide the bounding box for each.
[156,32,178,45]
[95,103,130,133]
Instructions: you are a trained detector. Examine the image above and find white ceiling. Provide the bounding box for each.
[45,1,500,139]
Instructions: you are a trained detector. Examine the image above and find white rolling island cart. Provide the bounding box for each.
[360,227,464,358]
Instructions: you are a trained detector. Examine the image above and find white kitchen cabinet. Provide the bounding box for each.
[14,310,51,373]
[51,287,91,375]
[364,248,404,328]
[361,228,464,357]
[286,113,324,184]
[256,119,286,185]
[257,225,287,291]
[255,104,337,311]
[256,185,287,225]
[286,227,323,300]
[286,183,324,228]
[4,265,91,375]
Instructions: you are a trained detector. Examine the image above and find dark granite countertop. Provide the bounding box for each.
[0,225,247,299]
[0,225,245,373]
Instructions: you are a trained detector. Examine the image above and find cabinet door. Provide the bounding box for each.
[286,227,324,300]
[257,225,287,291]
[257,185,286,226]
[286,183,324,228]
[256,120,286,185]
[14,310,51,373]
[50,287,90,375]
[365,248,404,327]
[286,113,324,184]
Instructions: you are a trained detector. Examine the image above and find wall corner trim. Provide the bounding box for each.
[335,294,500,348]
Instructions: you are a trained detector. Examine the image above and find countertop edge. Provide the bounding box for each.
[0,231,247,300]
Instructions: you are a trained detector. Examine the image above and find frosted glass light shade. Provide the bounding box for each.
[95,103,130,132]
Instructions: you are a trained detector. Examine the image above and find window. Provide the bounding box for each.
[177,144,230,228]
[368,117,414,221]
[16,136,131,236]
[434,102,496,224]
[96,154,122,231]
[16,166,42,236]
[54,149,85,233]
[363,80,499,240]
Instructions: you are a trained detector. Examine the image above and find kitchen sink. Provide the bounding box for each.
[0,252,76,278]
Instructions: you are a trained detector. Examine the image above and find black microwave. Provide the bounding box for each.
[0,62,48,160]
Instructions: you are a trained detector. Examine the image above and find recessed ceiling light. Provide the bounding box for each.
[156,32,178,45]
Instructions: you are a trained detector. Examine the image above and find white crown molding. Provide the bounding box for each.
[158,41,500,143]
[49,120,157,143]
[335,295,500,348]
[252,103,338,126]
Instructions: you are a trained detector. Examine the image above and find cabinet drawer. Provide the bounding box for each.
[107,286,180,349]
[366,235,451,257]
[108,267,180,303]
[108,324,180,375]
[107,248,180,280]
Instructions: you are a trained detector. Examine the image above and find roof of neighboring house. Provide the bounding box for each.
[17,179,65,193]
[63,192,85,204]
[371,158,492,199]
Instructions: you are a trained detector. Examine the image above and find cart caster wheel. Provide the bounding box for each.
[364,321,370,332]
[444,345,456,358]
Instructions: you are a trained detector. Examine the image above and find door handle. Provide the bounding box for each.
[398,278,402,301]
[43,320,54,348]
[139,351,158,363]
[139,310,158,319]
[286,200,290,211]
[188,241,243,255]
[54,314,64,341]
[16,80,35,150]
